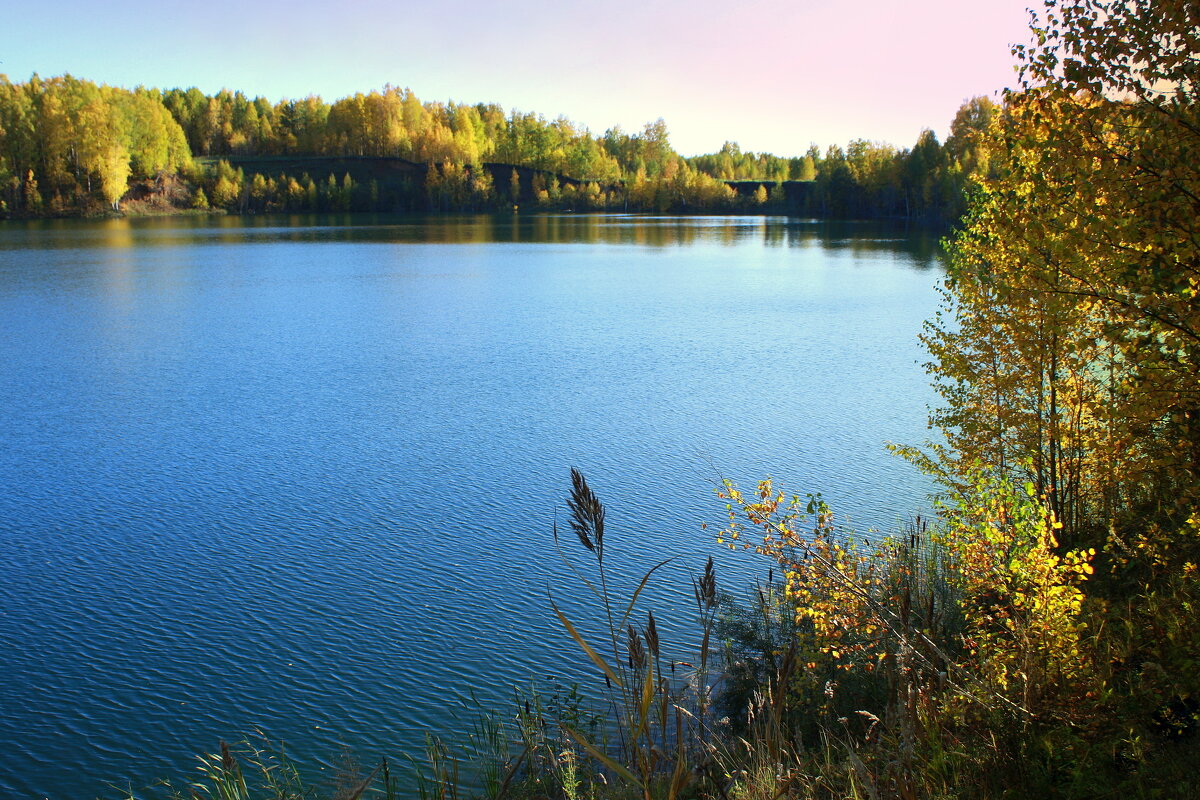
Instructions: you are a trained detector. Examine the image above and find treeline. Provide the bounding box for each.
[0,75,192,214]
[185,158,748,215]
[161,84,626,182]
[0,73,994,219]
[684,108,993,221]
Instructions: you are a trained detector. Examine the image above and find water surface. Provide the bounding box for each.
[0,213,944,798]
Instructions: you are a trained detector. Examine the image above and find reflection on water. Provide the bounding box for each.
[0,212,946,265]
[0,214,945,799]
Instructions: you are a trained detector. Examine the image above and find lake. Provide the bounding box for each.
[0,213,944,798]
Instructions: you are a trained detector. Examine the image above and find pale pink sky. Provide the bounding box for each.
[6,0,1035,155]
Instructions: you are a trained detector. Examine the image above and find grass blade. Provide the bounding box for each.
[636,662,656,738]
[618,557,676,629]
[551,596,625,689]
[562,724,641,788]
[343,762,382,800]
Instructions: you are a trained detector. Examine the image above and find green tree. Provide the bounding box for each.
[509,168,521,205]
[249,172,268,211]
[944,96,998,174]
[794,154,816,181]
[21,168,42,212]
[922,0,1200,768]
[322,173,336,210]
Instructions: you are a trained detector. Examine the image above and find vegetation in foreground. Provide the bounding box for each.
[111,0,1198,798]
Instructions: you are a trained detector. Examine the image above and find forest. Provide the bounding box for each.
[0,73,992,220]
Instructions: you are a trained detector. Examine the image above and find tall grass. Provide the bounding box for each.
[118,470,1199,800]
[117,733,380,800]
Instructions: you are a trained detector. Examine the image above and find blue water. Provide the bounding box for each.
[0,214,944,798]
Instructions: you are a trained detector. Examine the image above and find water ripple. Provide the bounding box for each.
[0,214,942,799]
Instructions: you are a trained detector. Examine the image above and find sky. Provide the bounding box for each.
[3,0,1036,156]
